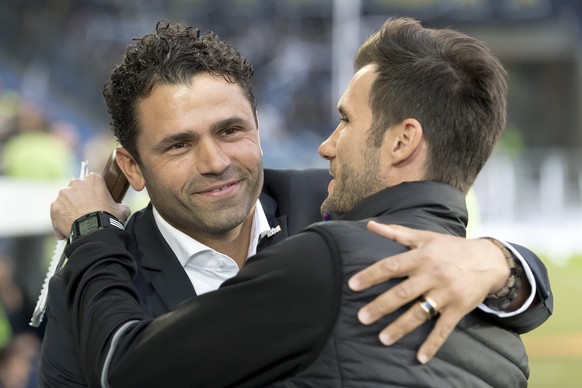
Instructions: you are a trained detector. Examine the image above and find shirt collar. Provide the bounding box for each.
[152,199,271,268]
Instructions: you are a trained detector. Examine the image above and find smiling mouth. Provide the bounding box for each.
[210,183,235,193]
[199,181,240,194]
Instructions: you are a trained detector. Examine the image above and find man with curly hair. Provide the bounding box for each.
[43,20,551,387]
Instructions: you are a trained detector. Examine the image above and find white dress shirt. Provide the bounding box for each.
[153,200,272,295]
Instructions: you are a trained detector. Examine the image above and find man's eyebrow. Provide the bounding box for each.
[209,116,248,132]
[152,116,251,151]
[153,131,194,151]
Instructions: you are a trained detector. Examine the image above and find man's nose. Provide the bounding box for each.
[197,139,230,175]
[318,127,339,161]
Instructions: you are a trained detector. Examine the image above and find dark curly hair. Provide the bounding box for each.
[103,21,256,163]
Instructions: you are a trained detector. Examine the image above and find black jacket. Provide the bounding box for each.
[60,181,551,387]
[39,168,329,388]
[272,181,529,387]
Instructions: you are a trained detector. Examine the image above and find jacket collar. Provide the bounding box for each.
[131,193,288,309]
[337,181,468,237]
[132,205,195,309]
[257,191,288,248]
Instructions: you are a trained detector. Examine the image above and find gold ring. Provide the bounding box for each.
[418,296,438,319]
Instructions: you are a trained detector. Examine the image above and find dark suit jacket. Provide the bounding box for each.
[39,168,329,388]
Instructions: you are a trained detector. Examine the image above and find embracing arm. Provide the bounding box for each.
[349,222,552,364]
[62,228,340,388]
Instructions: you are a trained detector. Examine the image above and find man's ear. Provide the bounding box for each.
[115,147,146,191]
[385,118,424,165]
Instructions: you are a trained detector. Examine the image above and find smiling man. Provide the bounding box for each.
[49,18,551,388]
[41,24,331,387]
[115,75,264,268]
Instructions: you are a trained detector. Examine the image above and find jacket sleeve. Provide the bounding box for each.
[39,275,89,388]
[490,242,553,333]
[62,228,341,388]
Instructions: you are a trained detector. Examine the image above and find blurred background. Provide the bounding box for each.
[0,0,580,386]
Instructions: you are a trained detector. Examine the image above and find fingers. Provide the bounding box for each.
[349,249,423,292]
[376,296,437,346]
[357,269,433,325]
[374,294,461,364]
[50,188,76,239]
[349,221,436,291]
[351,221,509,364]
[366,221,431,249]
[50,174,129,238]
[415,312,459,364]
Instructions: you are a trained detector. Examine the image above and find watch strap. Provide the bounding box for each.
[70,211,124,243]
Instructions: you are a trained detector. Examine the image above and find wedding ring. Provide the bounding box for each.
[418,296,438,319]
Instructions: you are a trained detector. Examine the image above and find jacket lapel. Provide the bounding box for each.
[133,207,196,311]
[258,192,289,252]
[131,176,315,309]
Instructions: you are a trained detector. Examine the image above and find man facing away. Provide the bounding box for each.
[52,17,549,387]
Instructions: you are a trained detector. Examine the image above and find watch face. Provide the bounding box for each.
[78,215,100,235]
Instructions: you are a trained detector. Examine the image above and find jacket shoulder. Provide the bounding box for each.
[262,169,329,233]
[263,168,329,193]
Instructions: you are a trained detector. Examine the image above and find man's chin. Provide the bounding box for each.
[199,213,250,235]
[320,196,337,214]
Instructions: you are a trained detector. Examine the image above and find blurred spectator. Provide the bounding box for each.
[0,89,20,149]
[0,332,40,388]
[0,346,30,388]
[0,100,78,306]
[0,305,10,350]
[81,130,117,173]
[1,101,76,181]
[0,254,40,388]
[0,255,30,339]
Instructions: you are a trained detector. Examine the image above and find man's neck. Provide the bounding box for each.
[190,215,254,268]
[152,203,270,270]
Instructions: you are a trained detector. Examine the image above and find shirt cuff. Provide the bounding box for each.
[477,237,537,318]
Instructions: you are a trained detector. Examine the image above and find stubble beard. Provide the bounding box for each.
[185,165,264,236]
[321,152,382,215]
[148,163,264,238]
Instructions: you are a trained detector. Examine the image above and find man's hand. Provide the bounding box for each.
[349,221,511,364]
[50,173,131,240]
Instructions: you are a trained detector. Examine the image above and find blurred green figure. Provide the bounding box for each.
[0,304,11,348]
[2,101,75,180]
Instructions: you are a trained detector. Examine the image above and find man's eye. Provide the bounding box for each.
[170,142,187,149]
[220,127,245,138]
[222,127,239,136]
[339,117,348,124]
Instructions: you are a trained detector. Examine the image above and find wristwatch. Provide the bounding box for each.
[69,211,125,243]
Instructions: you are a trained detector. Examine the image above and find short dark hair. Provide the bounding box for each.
[355,17,508,193]
[103,21,256,162]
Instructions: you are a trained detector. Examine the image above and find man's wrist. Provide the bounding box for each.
[69,211,125,243]
[482,237,523,311]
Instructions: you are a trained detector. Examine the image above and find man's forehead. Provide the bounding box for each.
[338,64,378,112]
[137,76,254,117]
[133,78,257,145]
[352,64,378,90]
